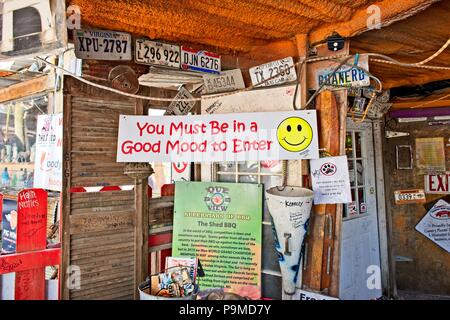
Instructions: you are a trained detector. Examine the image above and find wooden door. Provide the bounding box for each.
[61,77,143,300]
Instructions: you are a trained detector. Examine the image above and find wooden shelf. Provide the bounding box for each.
[0,163,35,170]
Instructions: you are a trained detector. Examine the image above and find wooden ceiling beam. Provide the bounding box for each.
[309,0,439,44]
[0,75,50,104]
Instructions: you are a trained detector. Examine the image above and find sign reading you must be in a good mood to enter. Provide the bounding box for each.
[116,111,319,163]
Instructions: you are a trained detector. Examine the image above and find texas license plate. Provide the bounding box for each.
[394,189,426,204]
[181,46,221,74]
[135,39,180,68]
[249,57,297,87]
[74,29,132,61]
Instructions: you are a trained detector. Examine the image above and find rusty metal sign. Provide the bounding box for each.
[394,189,426,205]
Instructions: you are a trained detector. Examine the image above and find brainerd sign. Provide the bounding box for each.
[116,111,319,163]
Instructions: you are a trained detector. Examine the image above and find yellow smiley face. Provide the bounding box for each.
[277,117,313,152]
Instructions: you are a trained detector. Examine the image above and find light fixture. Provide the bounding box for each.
[327,33,345,51]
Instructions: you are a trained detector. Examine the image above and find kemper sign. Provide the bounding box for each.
[116,111,319,163]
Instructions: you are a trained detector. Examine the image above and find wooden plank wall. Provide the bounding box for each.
[61,77,138,300]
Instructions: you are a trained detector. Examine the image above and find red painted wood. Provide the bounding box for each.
[16,189,47,252]
[161,184,175,197]
[148,233,172,247]
[15,189,48,300]
[100,186,121,192]
[70,187,86,193]
[160,249,172,272]
[0,249,61,275]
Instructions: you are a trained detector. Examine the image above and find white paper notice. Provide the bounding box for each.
[33,114,63,191]
[415,199,450,253]
[310,156,352,204]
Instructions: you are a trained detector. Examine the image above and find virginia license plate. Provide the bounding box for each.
[202,69,245,94]
[74,29,132,61]
[181,46,221,74]
[135,39,180,68]
[249,57,297,87]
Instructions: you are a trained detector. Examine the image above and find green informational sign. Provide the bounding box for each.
[172,181,263,299]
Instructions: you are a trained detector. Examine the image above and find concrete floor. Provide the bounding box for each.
[397,290,450,300]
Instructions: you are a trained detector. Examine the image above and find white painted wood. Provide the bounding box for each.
[1,0,56,53]
[201,84,301,114]
[339,120,382,300]
[373,120,391,296]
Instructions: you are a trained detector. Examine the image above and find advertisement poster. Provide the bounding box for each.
[415,137,446,173]
[415,199,450,253]
[172,181,263,299]
[117,111,319,163]
[33,114,63,191]
[1,195,18,254]
[310,156,352,204]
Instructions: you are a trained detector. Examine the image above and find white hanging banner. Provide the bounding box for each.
[310,156,352,204]
[117,111,319,163]
[33,114,63,191]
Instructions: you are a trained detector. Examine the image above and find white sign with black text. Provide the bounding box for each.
[310,156,352,204]
[202,69,245,94]
[167,87,196,115]
[415,199,450,253]
[74,29,132,61]
[298,290,339,300]
[249,57,297,87]
[135,39,180,68]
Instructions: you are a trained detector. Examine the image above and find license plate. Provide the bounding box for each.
[394,189,426,204]
[181,46,221,74]
[203,69,245,94]
[74,29,132,61]
[249,57,297,87]
[135,39,180,68]
[167,87,195,115]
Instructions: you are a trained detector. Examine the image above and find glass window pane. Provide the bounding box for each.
[345,133,353,158]
[218,174,236,183]
[358,188,366,215]
[238,161,258,173]
[217,162,236,173]
[238,175,258,184]
[345,189,358,217]
[260,160,282,174]
[348,161,355,187]
[355,132,363,158]
[356,160,364,186]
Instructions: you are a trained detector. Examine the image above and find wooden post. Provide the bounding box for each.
[124,163,154,300]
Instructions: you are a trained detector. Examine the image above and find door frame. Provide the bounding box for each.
[372,119,394,297]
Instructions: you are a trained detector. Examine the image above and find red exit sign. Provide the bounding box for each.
[425,172,450,194]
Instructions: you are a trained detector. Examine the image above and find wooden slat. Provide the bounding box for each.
[63,78,140,300]
[71,176,133,187]
[71,251,134,266]
[69,211,134,234]
[70,282,134,299]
